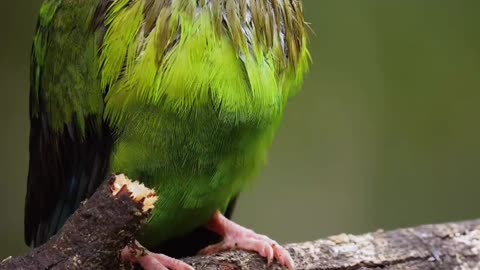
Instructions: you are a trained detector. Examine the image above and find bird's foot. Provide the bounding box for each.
[121,240,194,270]
[199,211,295,269]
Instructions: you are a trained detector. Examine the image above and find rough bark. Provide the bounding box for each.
[183,220,480,270]
[0,174,157,270]
[1,175,479,270]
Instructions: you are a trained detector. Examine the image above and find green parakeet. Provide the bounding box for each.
[25,0,309,269]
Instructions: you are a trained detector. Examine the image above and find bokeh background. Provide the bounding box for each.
[1,0,480,259]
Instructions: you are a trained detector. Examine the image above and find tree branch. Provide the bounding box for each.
[0,174,157,270]
[1,175,479,269]
[184,219,480,269]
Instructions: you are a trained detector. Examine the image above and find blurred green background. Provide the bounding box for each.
[1,0,480,259]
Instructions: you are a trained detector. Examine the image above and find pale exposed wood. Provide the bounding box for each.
[0,175,156,270]
[1,174,479,270]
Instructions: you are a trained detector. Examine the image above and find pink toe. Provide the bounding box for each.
[198,245,216,255]
[137,255,169,270]
[199,242,232,255]
[145,253,194,270]
[154,254,194,270]
[261,243,274,265]
[121,241,194,270]
[272,245,295,269]
[228,237,275,264]
[204,211,295,269]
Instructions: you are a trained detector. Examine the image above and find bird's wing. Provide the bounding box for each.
[24,0,115,247]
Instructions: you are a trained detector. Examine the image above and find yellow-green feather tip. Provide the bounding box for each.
[101,0,310,127]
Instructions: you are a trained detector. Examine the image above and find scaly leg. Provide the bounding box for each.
[199,211,295,269]
[121,240,194,270]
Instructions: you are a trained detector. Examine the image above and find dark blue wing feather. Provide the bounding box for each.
[25,115,115,247]
[24,0,114,247]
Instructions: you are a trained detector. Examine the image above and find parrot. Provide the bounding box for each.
[24,0,309,269]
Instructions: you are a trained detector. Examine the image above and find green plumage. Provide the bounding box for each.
[26,0,309,249]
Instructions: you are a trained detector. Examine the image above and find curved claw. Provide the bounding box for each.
[272,244,295,269]
[122,240,194,270]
